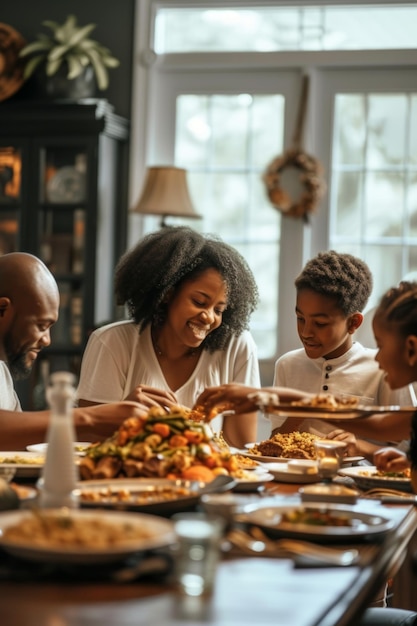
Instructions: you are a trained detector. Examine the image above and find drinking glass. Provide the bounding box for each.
[172,512,225,598]
[314,439,347,483]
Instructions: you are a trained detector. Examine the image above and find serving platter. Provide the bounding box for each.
[0,451,44,478]
[338,466,412,493]
[237,502,395,542]
[265,404,415,420]
[0,509,175,564]
[77,476,235,515]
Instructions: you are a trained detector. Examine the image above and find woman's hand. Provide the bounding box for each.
[373,447,410,472]
[325,428,358,457]
[124,385,178,409]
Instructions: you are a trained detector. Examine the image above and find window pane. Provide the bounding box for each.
[175,94,283,358]
[331,91,417,306]
[331,171,363,236]
[364,172,405,238]
[155,5,417,53]
[367,95,408,168]
[333,95,366,165]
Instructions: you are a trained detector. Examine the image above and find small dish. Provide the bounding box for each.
[200,493,242,525]
[266,462,320,484]
[232,470,275,492]
[299,484,358,505]
[287,459,318,474]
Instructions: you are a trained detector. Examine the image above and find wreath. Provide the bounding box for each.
[263,148,326,223]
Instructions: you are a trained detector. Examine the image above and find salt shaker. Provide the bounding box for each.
[37,371,79,509]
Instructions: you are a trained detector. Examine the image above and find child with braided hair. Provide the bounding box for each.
[350,280,417,474]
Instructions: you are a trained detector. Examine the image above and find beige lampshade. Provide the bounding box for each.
[132,166,201,225]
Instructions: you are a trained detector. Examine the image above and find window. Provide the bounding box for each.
[131,1,417,381]
[175,94,283,357]
[155,4,417,52]
[330,92,417,306]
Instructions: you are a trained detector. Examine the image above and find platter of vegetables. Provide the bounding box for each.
[79,406,245,483]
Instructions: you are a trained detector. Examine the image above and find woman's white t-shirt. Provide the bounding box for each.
[77,321,260,433]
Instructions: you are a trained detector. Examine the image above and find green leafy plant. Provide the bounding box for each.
[19,14,119,91]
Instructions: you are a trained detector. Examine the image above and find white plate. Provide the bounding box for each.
[237,502,395,541]
[266,462,321,484]
[0,451,44,478]
[0,509,175,564]
[342,456,365,466]
[79,478,207,514]
[338,466,412,492]
[232,471,274,492]
[27,442,91,456]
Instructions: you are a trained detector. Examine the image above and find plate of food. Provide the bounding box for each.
[0,508,176,564]
[236,502,395,542]
[243,431,319,463]
[0,451,44,478]
[231,453,263,471]
[232,469,275,492]
[338,466,412,492]
[78,477,224,515]
[27,442,92,456]
[261,392,414,420]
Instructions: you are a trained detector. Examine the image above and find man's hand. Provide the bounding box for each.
[74,401,151,441]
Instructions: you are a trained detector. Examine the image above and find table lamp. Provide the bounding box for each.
[131,166,201,227]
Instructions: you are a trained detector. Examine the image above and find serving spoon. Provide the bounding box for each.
[227,527,359,566]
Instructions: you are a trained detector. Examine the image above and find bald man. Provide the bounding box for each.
[0,252,148,450]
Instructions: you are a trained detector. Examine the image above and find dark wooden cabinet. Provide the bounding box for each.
[0,99,129,408]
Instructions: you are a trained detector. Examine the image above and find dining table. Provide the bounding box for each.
[1,471,417,626]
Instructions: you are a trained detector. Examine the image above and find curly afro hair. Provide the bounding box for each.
[115,226,259,352]
[294,250,373,316]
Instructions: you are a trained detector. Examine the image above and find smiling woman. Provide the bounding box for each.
[76,226,260,449]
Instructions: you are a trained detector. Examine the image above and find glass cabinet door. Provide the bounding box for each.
[35,144,90,352]
[0,145,22,254]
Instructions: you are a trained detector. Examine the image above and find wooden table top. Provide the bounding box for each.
[1,479,416,626]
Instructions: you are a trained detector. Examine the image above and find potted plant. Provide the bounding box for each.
[19,14,119,99]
